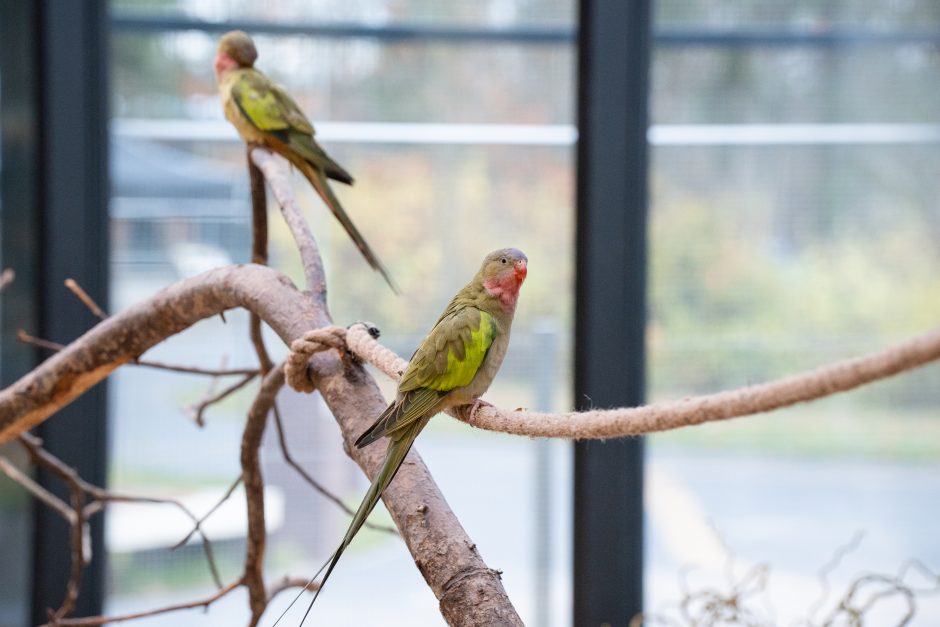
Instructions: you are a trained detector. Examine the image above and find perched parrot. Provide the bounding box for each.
[214,30,397,292]
[278,248,528,625]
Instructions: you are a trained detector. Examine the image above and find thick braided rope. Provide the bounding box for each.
[284,326,348,393]
[345,323,940,440]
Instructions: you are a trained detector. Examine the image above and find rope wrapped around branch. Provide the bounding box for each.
[343,322,940,440]
[284,326,348,393]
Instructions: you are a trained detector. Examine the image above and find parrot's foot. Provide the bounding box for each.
[466,399,494,422]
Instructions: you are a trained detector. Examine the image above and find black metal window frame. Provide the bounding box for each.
[0,0,110,623]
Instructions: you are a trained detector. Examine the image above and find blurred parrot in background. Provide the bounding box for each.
[214,30,397,292]
[277,248,528,625]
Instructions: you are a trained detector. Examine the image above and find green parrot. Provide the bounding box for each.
[214,30,397,292]
[277,248,528,625]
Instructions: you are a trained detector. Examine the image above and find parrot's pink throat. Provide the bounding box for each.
[484,261,527,312]
[214,52,240,78]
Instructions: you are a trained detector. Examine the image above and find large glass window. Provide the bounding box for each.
[107,1,575,624]
[647,3,940,624]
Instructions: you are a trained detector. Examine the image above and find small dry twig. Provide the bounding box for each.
[172,476,243,550]
[0,268,14,293]
[267,576,321,601]
[270,401,398,534]
[188,371,258,427]
[64,278,108,320]
[19,328,257,377]
[16,433,225,591]
[43,578,244,626]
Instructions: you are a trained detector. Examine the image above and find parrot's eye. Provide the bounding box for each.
[500,258,507,264]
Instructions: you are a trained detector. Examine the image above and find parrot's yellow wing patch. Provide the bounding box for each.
[401,307,496,394]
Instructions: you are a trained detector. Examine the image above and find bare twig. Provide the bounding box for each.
[172,476,243,550]
[19,328,257,377]
[806,530,865,623]
[19,433,224,590]
[18,329,66,351]
[268,576,320,601]
[15,434,88,619]
[133,360,258,377]
[0,455,74,522]
[64,278,107,320]
[44,578,244,626]
[270,402,397,534]
[0,268,14,293]
[188,372,258,427]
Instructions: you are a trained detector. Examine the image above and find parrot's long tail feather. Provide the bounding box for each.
[284,426,422,626]
[269,554,332,627]
[291,156,399,294]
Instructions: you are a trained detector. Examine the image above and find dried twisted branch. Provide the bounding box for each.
[632,533,939,627]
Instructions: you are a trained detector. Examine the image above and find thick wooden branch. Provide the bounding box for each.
[0,273,521,622]
[0,264,313,444]
[252,145,521,624]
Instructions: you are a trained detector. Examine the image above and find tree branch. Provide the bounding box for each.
[64,278,107,320]
[0,454,74,522]
[0,268,15,293]
[0,135,524,625]
[241,366,284,626]
[250,147,327,301]
[188,371,258,427]
[0,270,520,623]
[270,401,397,535]
[18,329,259,377]
[248,147,275,376]
[251,149,521,624]
[0,264,316,443]
[44,578,244,626]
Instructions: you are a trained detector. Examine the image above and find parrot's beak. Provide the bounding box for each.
[514,259,528,281]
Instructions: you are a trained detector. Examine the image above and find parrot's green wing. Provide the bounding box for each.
[354,307,496,448]
[403,306,497,392]
[230,70,353,184]
[229,69,313,135]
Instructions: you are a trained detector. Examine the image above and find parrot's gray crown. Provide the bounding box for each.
[219,30,258,67]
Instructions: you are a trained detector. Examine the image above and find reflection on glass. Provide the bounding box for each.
[106,4,575,625]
